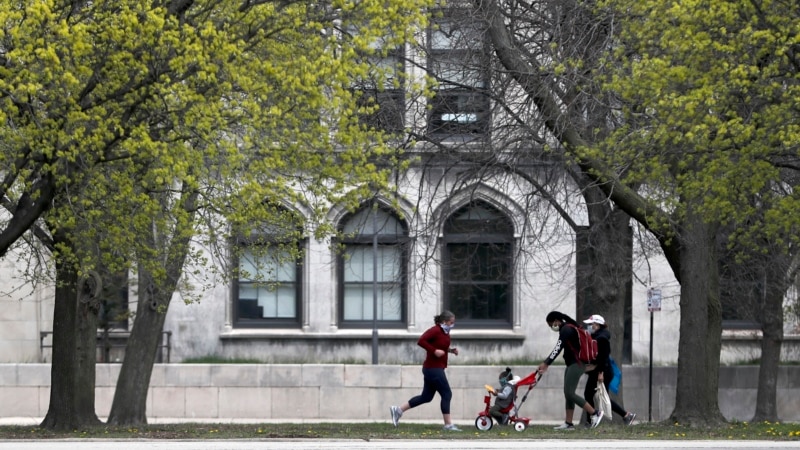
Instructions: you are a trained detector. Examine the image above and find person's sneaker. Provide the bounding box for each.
[624,412,636,426]
[443,424,462,431]
[590,410,604,428]
[553,422,575,430]
[389,405,402,427]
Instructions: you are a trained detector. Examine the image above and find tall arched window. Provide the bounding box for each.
[442,201,513,327]
[232,210,304,328]
[338,203,408,328]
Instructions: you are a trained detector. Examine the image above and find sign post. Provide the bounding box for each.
[646,287,662,422]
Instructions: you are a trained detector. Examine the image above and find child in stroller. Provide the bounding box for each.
[475,367,541,432]
[488,367,516,425]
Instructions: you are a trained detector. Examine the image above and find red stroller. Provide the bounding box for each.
[474,370,542,432]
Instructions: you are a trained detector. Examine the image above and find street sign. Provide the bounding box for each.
[647,287,662,312]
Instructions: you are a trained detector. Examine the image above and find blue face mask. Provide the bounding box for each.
[440,323,454,333]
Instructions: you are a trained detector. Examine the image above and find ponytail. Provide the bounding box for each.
[434,310,455,325]
[545,310,578,327]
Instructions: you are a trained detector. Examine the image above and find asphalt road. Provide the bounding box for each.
[1,440,799,450]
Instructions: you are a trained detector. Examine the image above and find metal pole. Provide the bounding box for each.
[648,310,654,422]
[372,204,379,364]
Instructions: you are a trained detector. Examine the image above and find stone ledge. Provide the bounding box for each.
[1,364,797,423]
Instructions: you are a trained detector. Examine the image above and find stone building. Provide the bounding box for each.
[1,7,799,368]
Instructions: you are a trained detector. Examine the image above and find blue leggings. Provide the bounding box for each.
[408,367,452,414]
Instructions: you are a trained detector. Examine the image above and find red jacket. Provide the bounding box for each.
[417,324,451,369]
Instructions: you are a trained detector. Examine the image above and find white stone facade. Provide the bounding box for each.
[2,164,798,367]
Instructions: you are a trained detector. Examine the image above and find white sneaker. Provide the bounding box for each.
[590,410,604,428]
[443,424,462,431]
[389,405,402,427]
[553,422,575,430]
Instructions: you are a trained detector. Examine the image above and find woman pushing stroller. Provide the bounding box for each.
[537,311,604,430]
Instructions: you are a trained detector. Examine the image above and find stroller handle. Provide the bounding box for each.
[515,369,542,387]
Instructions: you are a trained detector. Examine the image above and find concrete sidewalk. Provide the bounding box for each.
[0,439,799,450]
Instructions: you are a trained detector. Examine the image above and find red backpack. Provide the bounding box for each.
[566,324,598,364]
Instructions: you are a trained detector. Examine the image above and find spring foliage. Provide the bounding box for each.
[0,0,431,281]
[595,0,800,247]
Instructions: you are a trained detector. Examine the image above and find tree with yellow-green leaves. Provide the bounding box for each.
[589,0,800,425]
[1,0,431,429]
[483,0,799,426]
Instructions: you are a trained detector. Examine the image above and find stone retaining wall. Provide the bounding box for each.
[1,364,798,423]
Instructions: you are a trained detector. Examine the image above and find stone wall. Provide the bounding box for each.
[1,364,798,424]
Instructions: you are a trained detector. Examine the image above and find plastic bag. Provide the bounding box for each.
[609,357,622,395]
[594,382,612,421]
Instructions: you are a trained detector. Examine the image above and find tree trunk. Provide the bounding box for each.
[752,266,785,422]
[40,238,101,429]
[75,272,102,425]
[106,188,197,426]
[670,215,725,426]
[41,256,80,430]
[585,205,632,412]
[578,199,632,426]
[106,270,172,425]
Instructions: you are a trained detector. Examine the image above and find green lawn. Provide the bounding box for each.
[1,420,798,440]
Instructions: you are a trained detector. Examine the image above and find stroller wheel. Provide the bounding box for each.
[514,421,526,432]
[475,416,493,431]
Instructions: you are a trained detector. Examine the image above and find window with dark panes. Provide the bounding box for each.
[348,27,406,133]
[428,10,490,135]
[443,201,512,327]
[233,214,304,328]
[338,203,408,328]
[99,271,129,331]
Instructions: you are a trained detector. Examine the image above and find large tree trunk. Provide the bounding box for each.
[752,266,785,422]
[578,199,632,425]
[579,195,631,368]
[106,269,172,425]
[41,256,80,430]
[670,215,725,426]
[585,203,631,367]
[106,188,197,425]
[594,208,631,396]
[40,235,101,429]
[75,271,102,425]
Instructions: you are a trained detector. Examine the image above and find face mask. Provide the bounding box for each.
[441,323,453,333]
[550,323,560,332]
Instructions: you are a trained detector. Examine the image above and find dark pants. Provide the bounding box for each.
[563,363,587,410]
[408,367,452,414]
[489,403,512,423]
[584,367,627,418]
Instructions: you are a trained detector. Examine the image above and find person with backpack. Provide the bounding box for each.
[582,314,637,426]
[537,311,604,430]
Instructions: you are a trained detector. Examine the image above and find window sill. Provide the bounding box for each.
[721,329,800,341]
[219,328,526,341]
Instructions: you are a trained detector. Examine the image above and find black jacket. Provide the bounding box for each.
[589,327,612,373]
[544,323,581,366]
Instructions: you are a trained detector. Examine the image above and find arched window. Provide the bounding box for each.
[338,202,408,328]
[232,211,304,328]
[442,201,513,327]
